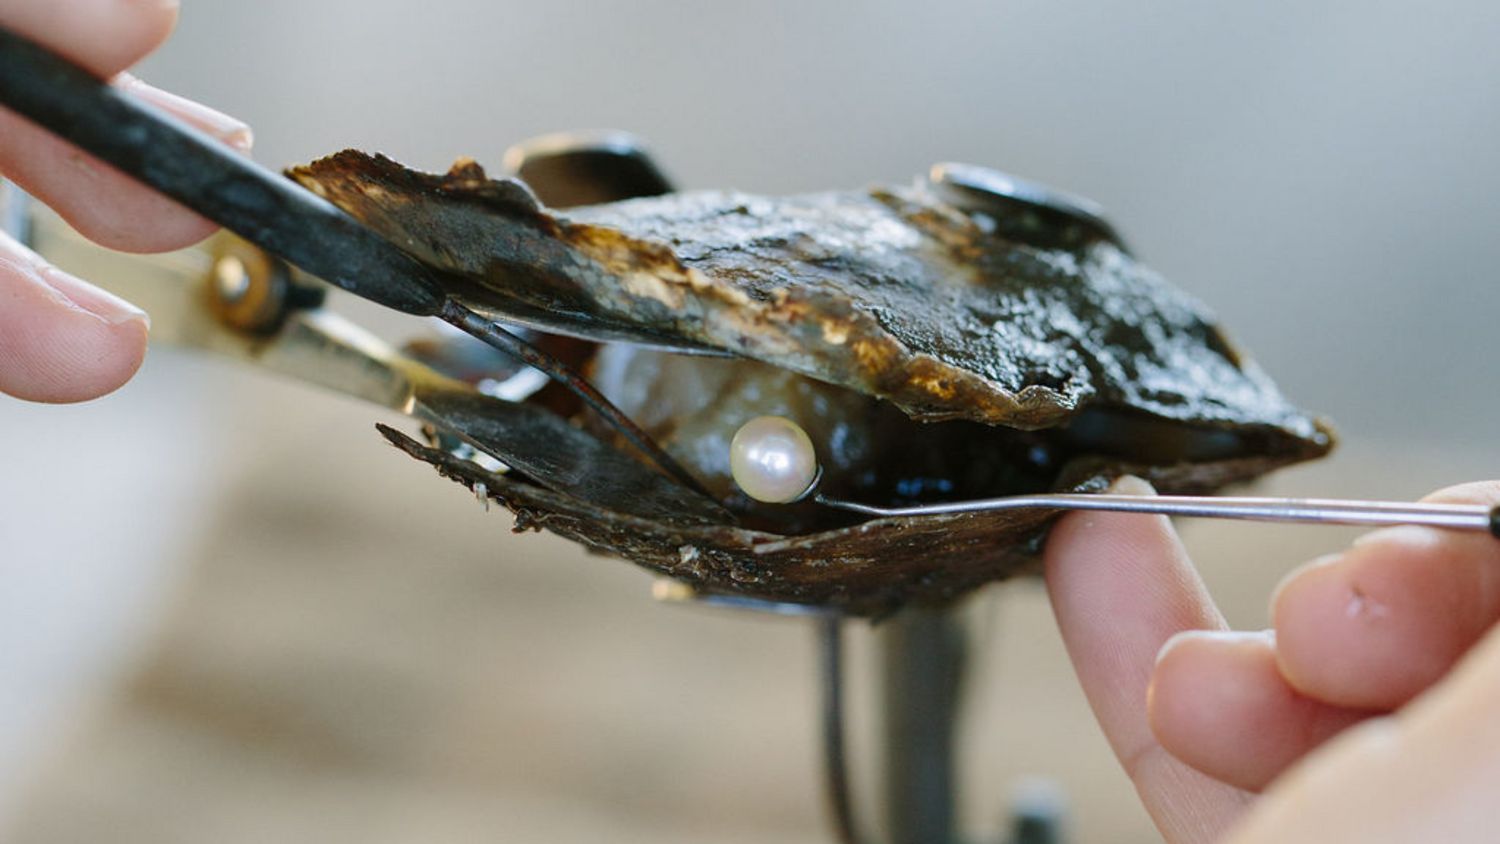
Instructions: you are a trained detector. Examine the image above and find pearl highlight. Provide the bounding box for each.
[730,415,820,504]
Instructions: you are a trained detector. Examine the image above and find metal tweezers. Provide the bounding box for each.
[1,25,1495,539]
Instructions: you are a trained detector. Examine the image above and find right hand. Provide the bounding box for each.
[1045,477,1500,842]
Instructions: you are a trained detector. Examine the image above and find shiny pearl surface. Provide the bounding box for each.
[730,416,819,504]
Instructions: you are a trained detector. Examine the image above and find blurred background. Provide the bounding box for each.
[3,1,1499,841]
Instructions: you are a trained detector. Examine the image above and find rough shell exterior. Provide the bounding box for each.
[291,152,1334,614]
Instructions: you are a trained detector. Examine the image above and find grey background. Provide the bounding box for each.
[149,0,1500,448]
[2,1,1498,842]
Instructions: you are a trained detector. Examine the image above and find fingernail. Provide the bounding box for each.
[41,264,150,329]
[1269,551,1343,613]
[1351,524,1436,549]
[1107,474,1157,496]
[1155,629,1198,665]
[1155,628,1273,667]
[116,74,254,153]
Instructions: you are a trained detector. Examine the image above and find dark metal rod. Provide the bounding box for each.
[0,26,444,316]
[819,615,863,844]
[882,607,965,844]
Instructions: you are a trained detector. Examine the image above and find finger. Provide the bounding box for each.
[1271,482,1500,710]
[0,0,179,77]
[0,76,253,252]
[1224,608,1500,843]
[0,0,253,252]
[1044,476,1253,844]
[1149,630,1373,792]
[0,230,148,402]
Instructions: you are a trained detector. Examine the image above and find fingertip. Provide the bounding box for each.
[1148,628,1366,792]
[1271,544,1389,705]
[0,73,251,254]
[1045,474,1220,637]
[1272,526,1491,709]
[1268,552,1344,615]
[52,312,150,402]
[1153,625,1233,669]
[1148,631,1276,779]
[1044,475,1162,589]
[1260,480,1500,713]
[0,307,148,403]
[0,238,150,403]
[117,75,255,156]
[0,0,180,79]
[1109,474,1157,496]
[1151,629,1277,708]
[1421,480,1500,507]
[63,186,222,254]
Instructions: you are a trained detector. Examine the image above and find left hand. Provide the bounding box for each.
[0,0,251,403]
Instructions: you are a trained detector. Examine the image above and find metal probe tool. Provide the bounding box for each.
[815,492,1500,536]
[727,416,1500,536]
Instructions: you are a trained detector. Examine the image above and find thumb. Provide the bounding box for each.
[0,230,148,402]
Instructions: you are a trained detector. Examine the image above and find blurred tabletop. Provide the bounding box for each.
[1,349,1494,844]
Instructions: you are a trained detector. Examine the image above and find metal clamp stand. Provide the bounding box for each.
[819,607,1065,844]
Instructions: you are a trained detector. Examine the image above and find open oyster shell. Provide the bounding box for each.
[292,151,1333,614]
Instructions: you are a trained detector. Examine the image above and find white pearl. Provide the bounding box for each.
[730,416,820,504]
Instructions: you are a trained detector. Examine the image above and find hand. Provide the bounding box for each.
[1045,477,1500,842]
[0,0,250,403]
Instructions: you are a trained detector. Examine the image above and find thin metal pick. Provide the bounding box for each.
[816,493,1500,537]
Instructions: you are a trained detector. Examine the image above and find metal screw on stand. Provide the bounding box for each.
[1005,778,1068,844]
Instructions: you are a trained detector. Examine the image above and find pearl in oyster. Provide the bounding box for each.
[730,415,820,504]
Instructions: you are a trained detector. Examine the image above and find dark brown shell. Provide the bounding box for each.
[291,152,1325,440]
[381,424,1316,614]
[291,151,1334,614]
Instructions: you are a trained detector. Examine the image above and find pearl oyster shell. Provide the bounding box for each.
[292,151,1333,614]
